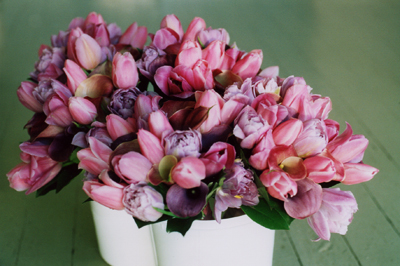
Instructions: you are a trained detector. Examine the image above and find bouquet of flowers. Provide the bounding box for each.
[7,12,379,241]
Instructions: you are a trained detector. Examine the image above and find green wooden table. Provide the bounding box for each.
[1,0,399,265]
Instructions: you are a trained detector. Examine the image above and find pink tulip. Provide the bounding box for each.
[123,182,165,221]
[272,119,303,146]
[77,137,112,175]
[83,12,105,31]
[112,52,139,89]
[106,114,136,141]
[307,188,358,240]
[249,129,275,170]
[92,23,110,47]
[154,60,214,99]
[342,163,379,185]
[280,76,307,98]
[171,157,206,189]
[303,156,336,183]
[17,81,43,112]
[284,178,323,219]
[202,40,225,70]
[7,151,62,194]
[68,97,97,125]
[258,66,279,79]
[83,179,125,210]
[64,59,87,94]
[119,22,148,49]
[194,90,223,133]
[160,14,184,41]
[68,28,102,69]
[281,84,310,113]
[220,47,243,70]
[182,17,206,42]
[137,129,164,165]
[200,142,236,176]
[112,151,152,184]
[326,123,369,163]
[324,119,340,141]
[175,40,202,68]
[293,119,328,158]
[43,81,73,127]
[252,93,288,127]
[220,94,248,126]
[231,49,263,80]
[148,110,174,139]
[134,94,161,128]
[260,170,297,201]
[68,16,85,30]
[233,106,270,149]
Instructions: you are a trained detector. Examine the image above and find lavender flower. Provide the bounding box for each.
[163,129,202,160]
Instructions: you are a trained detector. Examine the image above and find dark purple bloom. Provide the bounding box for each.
[137,45,175,80]
[108,87,141,119]
[166,183,208,218]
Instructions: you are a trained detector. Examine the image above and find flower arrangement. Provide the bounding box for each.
[7,12,379,241]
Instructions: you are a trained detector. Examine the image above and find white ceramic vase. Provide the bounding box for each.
[90,201,157,266]
[91,202,275,266]
[151,214,275,266]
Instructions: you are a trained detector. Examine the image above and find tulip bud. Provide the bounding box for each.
[272,119,303,146]
[112,151,152,183]
[106,114,136,141]
[182,17,206,42]
[69,97,97,125]
[231,49,263,80]
[17,81,43,112]
[342,163,379,185]
[171,157,206,189]
[160,14,183,41]
[119,22,148,49]
[112,52,139,89]
[175,40,202,68]
[83,180,125,210]
[64,59,87,94]
[202,40,225,70]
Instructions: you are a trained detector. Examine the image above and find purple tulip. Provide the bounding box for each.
[30,45,65,81]
[108,87,141,119]
[166,182,209,218]
[137,46,175,80]
[123,182,165,222]
[198,27,230,47]
[214,163,259,222]
[233,105,270,149]
[163,129,202,160]
[32,79,55,105]
[307,188,358,241]
[284,179,323,219]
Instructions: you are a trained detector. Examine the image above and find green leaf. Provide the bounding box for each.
[166,213,203,236]
[133,215,169,229]
[241,198,293,230]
